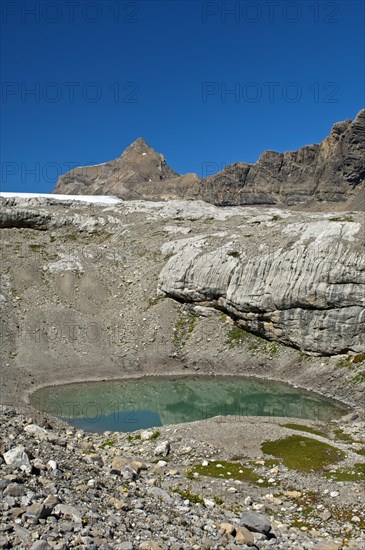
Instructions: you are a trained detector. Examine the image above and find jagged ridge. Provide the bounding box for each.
[53,110,365,207]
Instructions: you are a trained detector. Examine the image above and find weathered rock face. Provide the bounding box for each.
[198,110,365,206]
[52,111,365,207]
[158,215,364,355]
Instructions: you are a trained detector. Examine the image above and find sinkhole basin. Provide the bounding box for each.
[29,376,349,434]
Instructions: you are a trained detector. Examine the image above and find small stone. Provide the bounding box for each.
[240,511,271,535]
[111,456,126,473]
[43,495,59,515]
[284,490,302,499]
[4,483,25,497]
[11,507,25,518]
[33,461,46,471]
[320,509,332,521]
[24,424,49,440]
[3,446,31,472]
[154,441,170,456]
[47,460,58,472]
[25,503,47,522]
[218,523,235,535]
[13,525,32,545]
[54,504,83,523]
[109,497,129,511]
[117,542,134,550]
[313,543,342,550]
[30,542,53,550]
[139,542,164,550]
[235,526,254,545]
[140,430,154,441]
[129,460,148,473]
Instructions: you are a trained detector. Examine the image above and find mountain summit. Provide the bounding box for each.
[52,137,181,199]
[53,110,364,208]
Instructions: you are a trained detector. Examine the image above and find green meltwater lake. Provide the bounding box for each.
[29,376,348,433]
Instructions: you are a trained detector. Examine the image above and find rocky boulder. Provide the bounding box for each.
[158,214,364,355]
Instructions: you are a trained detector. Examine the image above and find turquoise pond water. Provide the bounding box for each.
[29,376,347,433]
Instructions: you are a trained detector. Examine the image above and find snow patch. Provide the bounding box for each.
[0,192,122,205]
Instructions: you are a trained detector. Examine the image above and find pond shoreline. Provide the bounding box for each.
[26,370,352,432]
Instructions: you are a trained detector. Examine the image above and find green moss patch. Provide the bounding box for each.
[188,460,271,486]
[280,423,327,438]
[99,438,117,449]
[332,427,354,443]
[172,488,204,505]
[335,356,365,385]
[173,312,196,347]
[261,435,346,472]
[226,326,260,349]
[324,463,365,482]
[352,370,365,384]
[126,433,141,442]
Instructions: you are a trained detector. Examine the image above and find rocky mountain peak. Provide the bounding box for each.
[121,137,154,156]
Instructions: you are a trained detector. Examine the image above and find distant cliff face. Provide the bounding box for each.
[53,110,365,207]
[199,110,365,206]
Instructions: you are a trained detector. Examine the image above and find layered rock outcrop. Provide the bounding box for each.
[158,215,364,355]
[199,110,365,206]
[52,110,365,207]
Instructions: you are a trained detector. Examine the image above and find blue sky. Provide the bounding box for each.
[1,0,364,193]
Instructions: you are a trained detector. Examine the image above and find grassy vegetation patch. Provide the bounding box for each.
[335,356,365,385]
[280,423,327,438]
[261,435,346,472]
[99,438,118,449]
[147,295,165,309]
[188,460,271,486]
[352,370,365,384]
[126,433,141,442]
[328,215,354,222]
[349,353,365,364]
[324,463,365,482]
[29,243,44,251]
[173,312,196,347]
[225,325,280,357]
[298,350,312,361]
[332,427,354,443]
[226,326,260,349]
[172,488,205,505]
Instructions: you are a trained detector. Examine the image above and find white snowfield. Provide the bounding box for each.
[0,192,122,205]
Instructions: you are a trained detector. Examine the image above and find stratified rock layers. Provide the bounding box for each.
[158,219,364,355]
